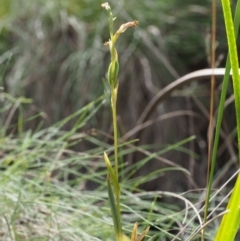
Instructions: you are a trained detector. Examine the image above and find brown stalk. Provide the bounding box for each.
[202,0,216,240]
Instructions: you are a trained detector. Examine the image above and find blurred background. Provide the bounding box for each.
[0,0,238,192]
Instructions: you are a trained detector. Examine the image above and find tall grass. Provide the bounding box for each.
[0,91,200,240]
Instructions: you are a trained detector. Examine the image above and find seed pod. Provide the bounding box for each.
[108,60,119,87]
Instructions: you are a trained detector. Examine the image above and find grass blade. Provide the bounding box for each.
[205,0,240,227]
[214,173,240,240]
[214,0,240,240]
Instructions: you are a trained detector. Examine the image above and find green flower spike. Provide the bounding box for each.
[102,2,138,88]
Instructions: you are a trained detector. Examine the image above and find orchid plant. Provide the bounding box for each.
[101,3,149,241]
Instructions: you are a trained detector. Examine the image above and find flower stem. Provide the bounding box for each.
[111,85,119,184]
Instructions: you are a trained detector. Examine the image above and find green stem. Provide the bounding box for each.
[111,85,119,183]
[111,84,122,240]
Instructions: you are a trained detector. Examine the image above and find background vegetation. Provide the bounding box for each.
[0,0,239,240]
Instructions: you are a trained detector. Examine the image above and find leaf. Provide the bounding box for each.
[131,222,138,241]
[107,176,122,239]
[214,173,240,241]
[121,234,131,241]
[130,222,150,241]
[104,152,120,197]
[136,226,150,241]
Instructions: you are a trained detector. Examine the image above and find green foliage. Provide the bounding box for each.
[214,0,240,239]
[0,0,214,127]
[0,0,12,19]
[1,0,240,240]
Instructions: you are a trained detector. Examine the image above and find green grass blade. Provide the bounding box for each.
[214,0,240,240]
[220,2,240,145]
[214,173,240,240]
[205,0,240,226]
